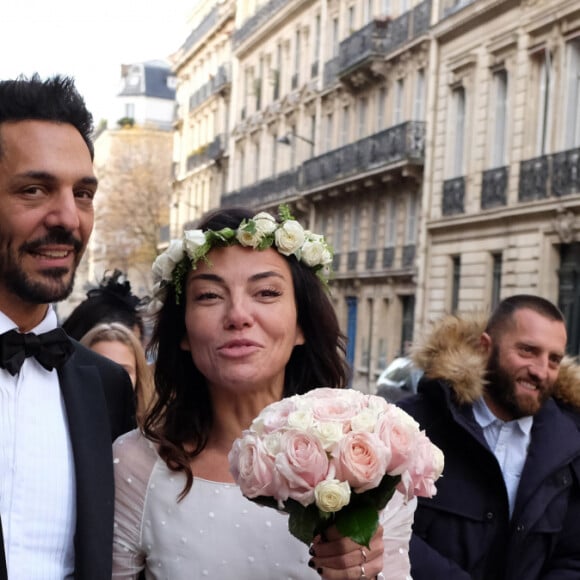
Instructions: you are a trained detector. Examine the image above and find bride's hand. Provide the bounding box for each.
[308,525,384,580]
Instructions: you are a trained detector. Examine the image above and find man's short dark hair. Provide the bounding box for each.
[0,74,94,159]
[486,294,565,339]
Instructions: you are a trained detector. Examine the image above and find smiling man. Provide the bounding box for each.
[0,75,135,580]
[399,295,580,580]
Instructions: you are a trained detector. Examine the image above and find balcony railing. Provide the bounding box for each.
[481,166,508,209]
[552,147,580,197]
[366,248,377,270]
[337,19,389,77]
[401,244,416,268]
[302,121,425,190]
[382,247,394,268]
[186,134,224,172]
[189,63,232,112]
[221,169,298,208]
[181,6,218,54]
[347,251,358,271]
[518,155,548,202]
[442,176,465,216]
[233,0,292,47]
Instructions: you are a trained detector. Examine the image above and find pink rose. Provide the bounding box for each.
[334,431,389,493]
[228,433,278,498]
[275,429,330,506]
[397,431,444,499]
[252,398,297,435]
[376,406,420,475]
[306,389,362,424]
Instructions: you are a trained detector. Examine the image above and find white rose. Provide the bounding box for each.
[253,212,278,235]
[314,479,351,513]
[183,229,206,258]
[301,239,329,267]
[287,409,314,431]
[236,226,262,248]
[262,431,283,456]
[274,220,306,256]
[350,408,381,432]
[152,239,184,282]
[312,421,344,450]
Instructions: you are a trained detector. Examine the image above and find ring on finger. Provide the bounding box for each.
[360,563,368,580]
[360,547,367,563]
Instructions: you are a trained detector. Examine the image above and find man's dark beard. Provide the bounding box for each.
[0,229,83,304]
[485,346,550,419]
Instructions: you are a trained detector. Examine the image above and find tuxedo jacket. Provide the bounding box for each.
[0,341,136,580]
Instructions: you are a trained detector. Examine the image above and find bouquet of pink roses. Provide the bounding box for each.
[229,387,444,547]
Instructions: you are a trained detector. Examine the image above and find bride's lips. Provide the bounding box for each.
[218,339,261,357]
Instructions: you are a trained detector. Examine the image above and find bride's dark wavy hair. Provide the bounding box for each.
[143,206,349,498]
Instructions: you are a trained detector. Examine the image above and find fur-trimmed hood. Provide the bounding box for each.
[411,313,580,411]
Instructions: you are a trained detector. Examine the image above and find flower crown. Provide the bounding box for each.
[152,205,333,303]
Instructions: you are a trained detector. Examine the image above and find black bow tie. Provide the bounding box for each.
[0,328,74,376]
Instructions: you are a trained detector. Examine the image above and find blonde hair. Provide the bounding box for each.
[80,322,154,425]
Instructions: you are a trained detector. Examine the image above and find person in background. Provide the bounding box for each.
[81,322,154,424]
[399,295,580,579]
[0,74,135,580]
[112,207,417,580]
[62,268,146,342]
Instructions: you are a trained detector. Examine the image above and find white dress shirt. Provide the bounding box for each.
[0,307,76,579]
[473,397,533,517]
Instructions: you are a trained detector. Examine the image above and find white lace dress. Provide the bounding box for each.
[112,429,415,580]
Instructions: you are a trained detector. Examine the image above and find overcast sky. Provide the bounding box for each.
[2,0,192,122]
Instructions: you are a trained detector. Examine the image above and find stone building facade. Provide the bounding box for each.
[419,0,580,353]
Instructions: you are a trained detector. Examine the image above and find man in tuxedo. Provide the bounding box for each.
[0,75,135,579]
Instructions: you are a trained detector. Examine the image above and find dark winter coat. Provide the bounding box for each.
[399,314,580,580]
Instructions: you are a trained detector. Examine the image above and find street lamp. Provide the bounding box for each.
[277,132,314,146]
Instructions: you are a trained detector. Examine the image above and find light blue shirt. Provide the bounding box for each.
[472,397,533,518]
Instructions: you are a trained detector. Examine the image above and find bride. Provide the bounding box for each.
[112,206,417,579]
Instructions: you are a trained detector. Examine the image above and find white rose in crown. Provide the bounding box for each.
[236,225,263,248]
[275,220,306,256]
[183,229,206,258]
[253,212,278,235]
[301,238,333,267]
[152,239,185,282]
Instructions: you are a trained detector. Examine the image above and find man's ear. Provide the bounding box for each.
[480,332,492,356]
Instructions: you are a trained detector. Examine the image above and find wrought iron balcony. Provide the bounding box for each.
[382,247,394,269]
[442,176,465,216]
[221,169,298,208]
[181,6,218,54]
[552,147,580,197]
[302,121,425,190]
[442,0,476,18]
[189,64,232,112]
[366,248,377,270]
[232,0,292,47]
[337,19,390,87]
[347,251,358,271]
[401,244,416,268]
[518,155,548,202]
[481,166,508,209]
[186,135,224,172]
[412,0,431,37]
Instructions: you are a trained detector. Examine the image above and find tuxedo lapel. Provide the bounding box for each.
[59,349,115,580]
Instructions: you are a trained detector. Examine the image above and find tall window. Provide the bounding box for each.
[238,147,245,187]
[394,78,404,124]
[313,14,321,67]
[325,113,334,152]
[254,142,260,182]
[341,105,350,145]
[451,256,461,313]
[334,208,344,254]
[350,205,360,250]
[275,43,283,99]
[491,69,508,167]
[536,48,553,155]
[381,0,391,14]
[294,29,301,86]
[332,17,340,58]
[358,97,368,139]
[377,87,387,130]
[565,38,580,149]
[413,69,425,121]
[124,102,135,119]
[309,114,316,156]
[491,252,502,309]
[405,193,418,244]
[451,86,466,177]
[384,197,396,247]
[370,201,380,247]
[363,0,373,23]
[271,133,278,176]
[348,5,356,33]
[290,125,297,168]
